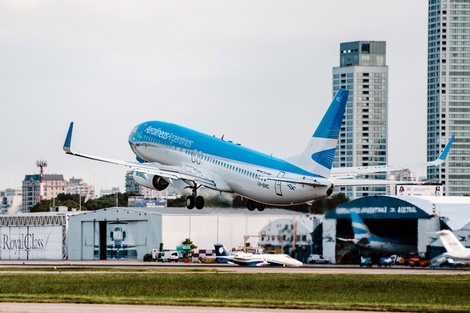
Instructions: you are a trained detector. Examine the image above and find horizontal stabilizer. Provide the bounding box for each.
[261,176,330,187]
[330,135,454,178]
[332,179,422,187]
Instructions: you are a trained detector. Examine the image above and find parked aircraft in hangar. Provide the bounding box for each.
[63,88,453,211]
[339,211,416,254]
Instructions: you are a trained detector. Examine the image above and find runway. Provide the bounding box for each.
[0,259,468,275]
[0,303,396,313]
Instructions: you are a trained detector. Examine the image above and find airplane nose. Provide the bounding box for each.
[128,124,141,144]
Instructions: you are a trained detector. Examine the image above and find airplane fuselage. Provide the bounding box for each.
[357,237,416,254]
[128,121,332,206]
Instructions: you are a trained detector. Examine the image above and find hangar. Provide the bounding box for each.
[323,195,470,264]
[67,207,306,261]
[0,213,68,260]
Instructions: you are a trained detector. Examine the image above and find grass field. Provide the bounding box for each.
[0,269,469,312]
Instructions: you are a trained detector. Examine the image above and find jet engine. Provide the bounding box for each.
[132,172,170,191]
[326,184,334,196]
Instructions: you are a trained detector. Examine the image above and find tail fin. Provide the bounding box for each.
[350,211,372,241]
[214,244,230,257]
[438,230,466,254]
[293,88,348,178]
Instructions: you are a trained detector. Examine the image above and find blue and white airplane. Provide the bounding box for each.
[346,211,416,254]
[214,244,303,267]
[63,88,452,211]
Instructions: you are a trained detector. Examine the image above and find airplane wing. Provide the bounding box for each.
[63,122,216,188]
[330,135,454,178]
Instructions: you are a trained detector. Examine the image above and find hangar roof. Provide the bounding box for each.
[120,207,306,216]
[70,207,306,218]
[325,195,470,230]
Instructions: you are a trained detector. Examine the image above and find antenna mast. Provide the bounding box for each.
[36,160,48,201]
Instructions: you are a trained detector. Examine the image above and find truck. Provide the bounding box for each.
[143,249,180,262]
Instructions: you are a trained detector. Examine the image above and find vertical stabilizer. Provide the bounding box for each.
[294,88,348,178]
[438,230,466,255]
[214,244,230,256]
[350,211,372,241]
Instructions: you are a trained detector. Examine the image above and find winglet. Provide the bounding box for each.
[428,135,454,166]
[63,122,74,153]
[438,135,454,161]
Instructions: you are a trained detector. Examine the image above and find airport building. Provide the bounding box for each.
[427,1,470,196]
[323,195,470,264]
[66,207,307,261]
[0,213,68,260]
[2,197,470,263]
[332,40,389,199]
[0,206,315,261]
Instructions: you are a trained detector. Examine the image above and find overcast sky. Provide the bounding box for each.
[0,0,428,192]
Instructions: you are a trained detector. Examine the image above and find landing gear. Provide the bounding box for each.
[247,200,256,211]
[186,195,195,209]
[195,196,204,210]
[184,183,204,210]
[247,200,265,212]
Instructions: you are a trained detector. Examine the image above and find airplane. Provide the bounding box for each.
[63,88,454,211]
[109,223,127,249]
[214,244,303,267]
[340,211,416,254]
[430,230,470,268]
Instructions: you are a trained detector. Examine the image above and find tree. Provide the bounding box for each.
[181,238,197,260]
[30,192,84,212]
[30,199,54,212]
[84,192,137,210]
[231,196,246,208]
[309,193,350,213]
[168,196,186,207]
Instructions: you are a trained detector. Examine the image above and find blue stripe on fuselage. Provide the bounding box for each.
[129,121,320,177]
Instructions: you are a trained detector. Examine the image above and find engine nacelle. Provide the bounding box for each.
[326,185,334,196]
[133,172,170,191]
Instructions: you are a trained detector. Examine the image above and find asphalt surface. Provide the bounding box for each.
[0,259,468,274]
[0,303,397,313]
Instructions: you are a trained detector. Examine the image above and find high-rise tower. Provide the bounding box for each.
[333,41,389,199]
[427,0,470,196]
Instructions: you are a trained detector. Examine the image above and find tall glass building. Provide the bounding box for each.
[332,41,388,199]
[428,0,470,196]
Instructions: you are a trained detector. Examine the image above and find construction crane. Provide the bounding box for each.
[36,160,47,201]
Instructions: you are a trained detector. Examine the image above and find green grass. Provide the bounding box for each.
[0,272,469,312]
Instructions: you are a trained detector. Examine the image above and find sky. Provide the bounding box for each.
[0,0,428,193]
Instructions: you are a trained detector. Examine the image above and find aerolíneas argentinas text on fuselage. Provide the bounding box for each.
[63,88,453,211]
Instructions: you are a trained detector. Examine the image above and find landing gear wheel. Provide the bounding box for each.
[257,203,265,211]
[195,196,205,210]
[184,182,205,210]
[247,200,256,211]
[186,195,195,209]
